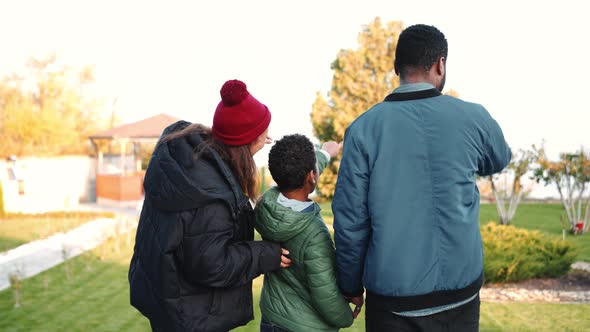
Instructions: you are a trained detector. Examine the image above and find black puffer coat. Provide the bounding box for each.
[129,121,281,332]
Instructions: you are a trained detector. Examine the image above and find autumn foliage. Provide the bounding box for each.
[310,18,403,198]
[0,55,107,157]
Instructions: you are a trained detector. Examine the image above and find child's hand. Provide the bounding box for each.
[345,296,364,319]
[321,141,343,158]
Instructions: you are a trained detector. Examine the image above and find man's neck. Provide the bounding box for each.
[400,76,435,86]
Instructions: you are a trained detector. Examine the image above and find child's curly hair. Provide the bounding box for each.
[268,134,316,191]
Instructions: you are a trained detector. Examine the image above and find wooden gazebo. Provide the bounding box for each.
[89,113,179,206]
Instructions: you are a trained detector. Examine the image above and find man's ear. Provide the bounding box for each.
[394,61,400,76]
[436,57,445,76]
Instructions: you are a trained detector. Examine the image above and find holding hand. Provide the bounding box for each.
[321,141,343,158]
[345,295,364,319]
[280,248,292,268]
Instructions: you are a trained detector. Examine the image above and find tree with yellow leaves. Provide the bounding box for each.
[0,55,105,156]
[310,17,403,199]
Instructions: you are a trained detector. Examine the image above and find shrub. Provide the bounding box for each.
[482,222,576,283]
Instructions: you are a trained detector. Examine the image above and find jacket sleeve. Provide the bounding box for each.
[316,149,330,175]
[180,201,282,288]
[304,229,354,328]
[332,128,371,297]
[477,109,512,176]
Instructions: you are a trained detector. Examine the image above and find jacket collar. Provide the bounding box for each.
[255,187,319,242]
[384,83,442,102]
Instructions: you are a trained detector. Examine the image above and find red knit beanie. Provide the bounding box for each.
[212,80,271,146]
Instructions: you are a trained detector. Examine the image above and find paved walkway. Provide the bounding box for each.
[77,202,142,219]
[0,202,140,291]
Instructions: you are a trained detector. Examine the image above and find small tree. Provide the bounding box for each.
[489,149,535,224]
[9,269,24,308]
[533,147,590,233]
[61,243,72,280]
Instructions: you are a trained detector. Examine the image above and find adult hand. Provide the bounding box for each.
[280,248,292,268]
[321,141,343,158]
[346,296,364,319]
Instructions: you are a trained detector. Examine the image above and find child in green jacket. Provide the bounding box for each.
[255,134,354,332]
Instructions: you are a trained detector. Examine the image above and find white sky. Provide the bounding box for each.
[1,0,588,197]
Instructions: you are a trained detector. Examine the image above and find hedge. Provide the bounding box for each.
[482,222,576,283]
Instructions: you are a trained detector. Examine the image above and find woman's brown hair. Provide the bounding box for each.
[161,123,258,198]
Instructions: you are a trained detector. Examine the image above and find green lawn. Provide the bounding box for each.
[1,203,588,331]
[0,235,149,332]
[0,228,588,332]
[321,202,589,262]
[0,211,115,252]
[0,204,590,332]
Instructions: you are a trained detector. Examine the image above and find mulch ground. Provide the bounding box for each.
[485,270,590,292]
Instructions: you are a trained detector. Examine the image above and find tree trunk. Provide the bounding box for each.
[556,183,575,231]
[507,191,523,222]
[583,195,590,233]
[490,177,508,224]
[13,289,21,308]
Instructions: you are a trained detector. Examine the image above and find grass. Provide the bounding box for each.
[480,302,590,332]
[240,300,590,331]
[0,211,115,252]
[321,202,590,262]
[1,233,588,332]
[0,233,149,332]
[0,205,588,331]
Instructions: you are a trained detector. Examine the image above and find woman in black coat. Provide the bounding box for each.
[129,80,291,332]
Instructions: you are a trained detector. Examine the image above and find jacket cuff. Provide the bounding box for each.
[319,149,331,161]
[258,241,282,273]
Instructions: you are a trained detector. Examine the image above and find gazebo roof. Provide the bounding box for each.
[89,113,180,140]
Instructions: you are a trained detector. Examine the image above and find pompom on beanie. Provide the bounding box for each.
[212,80,271,146]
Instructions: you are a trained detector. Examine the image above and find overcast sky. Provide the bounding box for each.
[1,0,587,197]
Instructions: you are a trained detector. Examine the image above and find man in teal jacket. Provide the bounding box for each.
[333,24,511,331]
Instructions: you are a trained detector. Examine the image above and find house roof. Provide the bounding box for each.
[89,113,181,140]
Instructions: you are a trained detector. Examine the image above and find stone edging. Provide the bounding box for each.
[480,262,590,304]
[480,288,590,304]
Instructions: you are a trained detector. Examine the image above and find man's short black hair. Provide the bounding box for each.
[268,134,316,191]
[395,24,448,77]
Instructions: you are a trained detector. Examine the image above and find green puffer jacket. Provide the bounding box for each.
[255,152,354,332]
